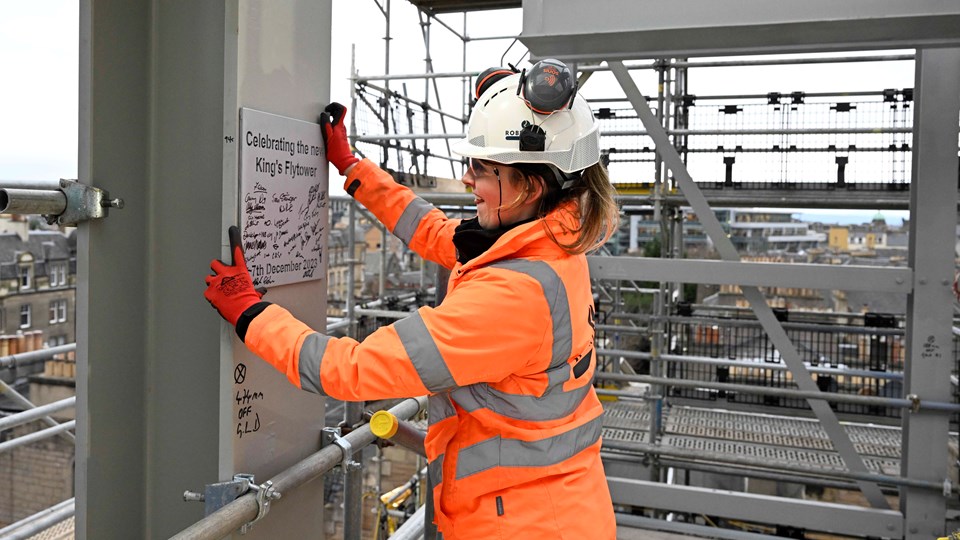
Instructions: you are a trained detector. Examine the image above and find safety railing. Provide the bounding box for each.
[0,351,77,538]
[663,314,907,418]
[593,310,960,421]
[0,397,76,454]
[0,344,78,451]
[170,396,427,540]
[0,498,75,540]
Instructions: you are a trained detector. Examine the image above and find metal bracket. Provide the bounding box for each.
[51,179,124,226]
[906,393,921,413]
[182,473,281,534]
[0,179,123,226]
[322,426,361,471]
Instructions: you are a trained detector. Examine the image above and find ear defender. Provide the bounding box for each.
[516,59,579,152]
[475,66,518,100]
[518,59,578,115]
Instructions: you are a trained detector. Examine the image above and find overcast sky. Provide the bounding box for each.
[0,1,914,224]
[0,1,78,182]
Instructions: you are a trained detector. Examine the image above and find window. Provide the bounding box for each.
[19,265,32,290]
[48,335,66,347]
[49,300,67,323]
[49,263,67,287]
[20,305,31,329]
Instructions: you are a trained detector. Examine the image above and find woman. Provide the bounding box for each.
[205,59,619,539]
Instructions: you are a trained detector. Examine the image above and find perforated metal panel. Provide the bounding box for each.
[602,400,652,428]
[602,427,650,444]
[601,401,908,474]
[602,400,652,444]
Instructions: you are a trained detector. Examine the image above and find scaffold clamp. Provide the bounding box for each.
[907,393,921,413]
[322,426,360,471]
[184,473,281,533]
[240,477,282,535]
[0,179,124,226]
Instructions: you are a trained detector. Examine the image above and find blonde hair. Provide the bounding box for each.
[509,162,620,255]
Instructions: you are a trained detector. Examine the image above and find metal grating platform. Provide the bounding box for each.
[602,401,906,475]
[24,515,73,540]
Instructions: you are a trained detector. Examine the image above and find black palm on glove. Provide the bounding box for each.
[320,102,359,175]
[204,226,264,326]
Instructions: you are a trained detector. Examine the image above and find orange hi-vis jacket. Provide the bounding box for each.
[244,159,616,539]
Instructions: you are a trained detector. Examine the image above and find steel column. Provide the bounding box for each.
[901,47,960,539]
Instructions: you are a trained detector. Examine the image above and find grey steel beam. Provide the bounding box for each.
[522,0,960,60]
[901,48,960,540]
[588,257,912,294]
[597,349,906,382]
[609,60,889,508]
[79,1,235,537]
[616,513,784,540]
[79,2,334,538]
[594,371,959,412]
[607,477,903,538]
[605,127,912,136]
[686,189,916,210]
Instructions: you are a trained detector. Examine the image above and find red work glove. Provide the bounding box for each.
[204,226,264,326]
[321,102,359,175]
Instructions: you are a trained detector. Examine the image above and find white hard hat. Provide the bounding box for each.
[452,60,600,175]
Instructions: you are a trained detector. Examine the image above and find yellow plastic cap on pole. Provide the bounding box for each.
[370,410,399,439]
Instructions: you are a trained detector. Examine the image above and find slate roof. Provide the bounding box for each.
[0,231,74,280]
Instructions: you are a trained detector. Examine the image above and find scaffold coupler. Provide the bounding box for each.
[182,472,281,534]
[322,426,360,471]
[240,475,281,534]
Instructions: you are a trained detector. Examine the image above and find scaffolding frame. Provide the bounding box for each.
[324,2,960,538]
[53,1,960,538]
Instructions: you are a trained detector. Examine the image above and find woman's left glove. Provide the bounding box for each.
[205,226,264,326]
[321,102,360,175]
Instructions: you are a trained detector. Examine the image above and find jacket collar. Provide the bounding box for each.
[455,201,580,274]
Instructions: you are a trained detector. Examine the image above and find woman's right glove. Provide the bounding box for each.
[204,226,265,327]
[321,102,359,176]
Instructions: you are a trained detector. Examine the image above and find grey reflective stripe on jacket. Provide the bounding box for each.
[395,313,457,392]
[298,332,332,394]
[429,453,444,486]
[455,415,603,480]
[451,259,589,422]
[451,362,591,421]
[428,393,456,425]
[393,197,434,246]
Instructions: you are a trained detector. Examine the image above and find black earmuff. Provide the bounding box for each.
[475,66,519,100]
[518,59,577,115]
